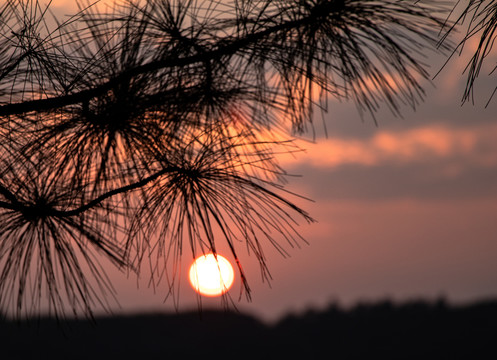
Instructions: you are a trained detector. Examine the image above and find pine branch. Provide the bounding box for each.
[0,0,453,319]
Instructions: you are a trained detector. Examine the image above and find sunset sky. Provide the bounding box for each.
[24,1,497,323]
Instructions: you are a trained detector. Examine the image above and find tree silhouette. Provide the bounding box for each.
[0,0,451,320]
[442,0,497,105]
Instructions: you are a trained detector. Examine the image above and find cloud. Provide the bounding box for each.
[280,124,497,170]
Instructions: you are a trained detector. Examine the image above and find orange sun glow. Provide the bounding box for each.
[189,254,235,297]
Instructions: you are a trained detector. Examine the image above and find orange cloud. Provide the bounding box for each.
[279,124,497,169]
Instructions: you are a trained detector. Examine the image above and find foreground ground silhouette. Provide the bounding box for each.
[1,299,496,359]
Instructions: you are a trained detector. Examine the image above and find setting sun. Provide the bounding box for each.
[189,254,235,297]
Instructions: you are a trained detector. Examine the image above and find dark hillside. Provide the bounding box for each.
[1,300,496,359]
[273,300,497,359]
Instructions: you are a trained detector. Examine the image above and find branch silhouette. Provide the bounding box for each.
[0,0,452,319]
[441,0,497,105]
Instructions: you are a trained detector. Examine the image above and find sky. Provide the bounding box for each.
[10,0,497,323]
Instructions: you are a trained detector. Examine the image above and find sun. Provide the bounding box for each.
[189,253,235,297]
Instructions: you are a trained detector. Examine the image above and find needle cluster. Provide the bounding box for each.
[0,0,450,319]
[442,0,497,105]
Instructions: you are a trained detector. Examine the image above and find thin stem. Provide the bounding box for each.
[0,167,180,217]
[57,166,180,217]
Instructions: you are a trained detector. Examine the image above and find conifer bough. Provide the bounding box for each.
[0,0,451,319]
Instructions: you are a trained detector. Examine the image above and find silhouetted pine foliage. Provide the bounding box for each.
[0,0,453,319]
[442,0,497,105]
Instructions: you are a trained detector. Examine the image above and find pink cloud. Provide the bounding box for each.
[280,124,497,169]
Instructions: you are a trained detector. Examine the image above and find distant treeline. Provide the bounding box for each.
[1,299,496,359]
